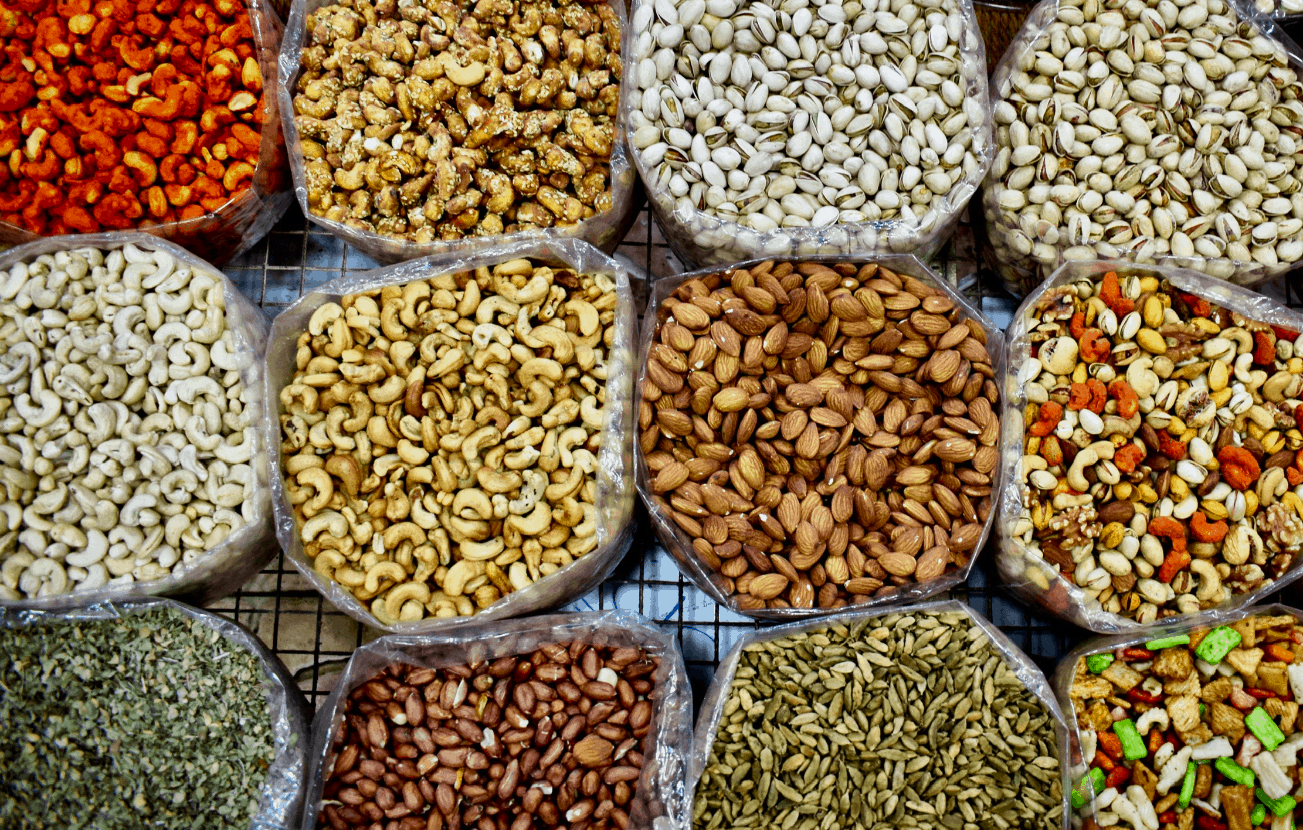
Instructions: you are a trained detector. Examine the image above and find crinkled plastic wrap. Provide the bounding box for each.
[0,1,292,267]
[0,597,312,830]
[266,239,636,633]
[637,254,1006,620]
[623,0,995,270]
[689,599,1072,827]
[1051,602,1303,829]
[0,233,278,611]
[996,259,1303,634]
[301,610,692,830]
[275,0,637,267]
[982,0,1303,297]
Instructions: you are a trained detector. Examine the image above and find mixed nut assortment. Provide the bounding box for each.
[640,259,1000,611]
[1009,267,1303,624]
[0,605,279,830]
[0,0,269,235]
[629,0,990,264]
[694,608,1063,830]
[278,258,621,625]
[0,243,261,602]
[985,0,1303,293]
[290,0,624,243]
[1067,612,1303,830]
[317,642,662,830]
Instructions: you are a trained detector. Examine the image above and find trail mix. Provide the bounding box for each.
[640,259,1000,611]
[693,608,1063,830]
[1068,614,1303,830]
[280,260,619,625]
[0,606,277,830]
[1011,269,1303,624]
[292,0,622,242]
[318,643,660,830]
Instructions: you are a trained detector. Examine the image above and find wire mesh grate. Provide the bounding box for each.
[202,199,1301,710]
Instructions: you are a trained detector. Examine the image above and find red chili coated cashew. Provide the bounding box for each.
[1029,402,1063,438]
[1217,446,1260,491]
[1190,512,1228,544]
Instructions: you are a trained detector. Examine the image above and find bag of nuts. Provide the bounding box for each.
[0,597,312,830]
[267,240,637,631]
[0,0,293,266]
[997,259,1303,633]
[1053,604,1303,830]
[625,0,996,269]
[0,234,279,610]
[639,255,1005,618]
[276,0,637,265]
[302,609,692,830]
[982,0,1303,296]
[690,600,1070,830]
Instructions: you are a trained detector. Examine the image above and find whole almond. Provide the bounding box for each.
[713,387,749,412]
[573,734,615,766]
[652,461,689,494]
[747,572,789,600]
[914,546,950,581]
[935,437,977,462]
[671,303,710,330]
[928,350,962,383]
[846,576,884,594]
[879,552,917,577]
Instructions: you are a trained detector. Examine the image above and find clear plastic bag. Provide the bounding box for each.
[300,609,692,830]
[275,0,637,266]
[996,259,1303,633]
[1051,602,1303,830]
[637,254,1006,619]
[0,233,278,611]
[690,599,1070,829]
[982,0,1303,296]
[265,239,637,632]
[623,0,995,270]
[0,0,292,267]
[0,597,312,830]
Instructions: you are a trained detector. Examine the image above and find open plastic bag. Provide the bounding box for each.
[275,0,637,266]
[623,0,994,270]
[0,597,311,830]
[638,254,1006,619]
[690,599,1070,829]
[301,610,692,830]
[982,0,1303,296]
[996,259,1303,633]
[0,0,292,267]
[1052,603,1303,830]
[266,239,636,633]
[0,233,278,611]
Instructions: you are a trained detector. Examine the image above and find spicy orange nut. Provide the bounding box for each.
[0,0,265,235]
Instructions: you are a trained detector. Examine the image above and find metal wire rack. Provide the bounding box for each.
[202,198,1301,711]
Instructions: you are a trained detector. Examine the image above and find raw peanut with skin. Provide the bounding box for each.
[0,0,270,236]
[291,0,622,243]
[317,642,659,830]
[1008,265,1303,626]
[639,258,1001,613]
[278,258,619,625]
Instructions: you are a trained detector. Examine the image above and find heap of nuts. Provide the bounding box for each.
[317,643,661,830]
[291,0,622,242]
[639,259,1000,612]
[1009,267,1303,625]
[1066,613,1303,830]
[279,259,620,625]
[984,0,1303,293]
[0,0,267,234]
[0,244,259,601]
[629,0,990,264]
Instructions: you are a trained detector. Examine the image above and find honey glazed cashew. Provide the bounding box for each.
[279,258,617,625]
[291,0,622,242]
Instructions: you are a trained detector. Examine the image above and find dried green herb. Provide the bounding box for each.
[0,606,276,830]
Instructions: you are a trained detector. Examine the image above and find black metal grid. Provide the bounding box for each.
[203,199,1301,710]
